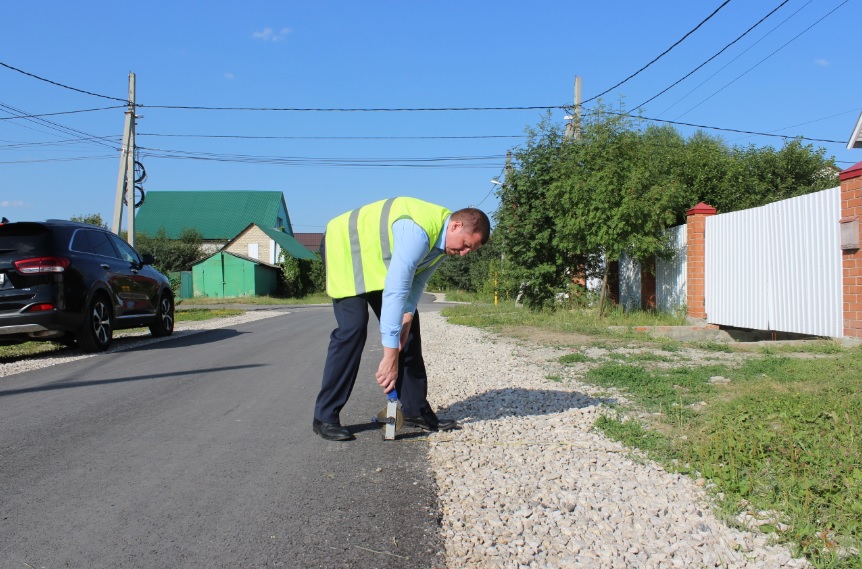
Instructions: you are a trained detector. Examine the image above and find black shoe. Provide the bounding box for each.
[403,414,458,432]
[312,419,354,441]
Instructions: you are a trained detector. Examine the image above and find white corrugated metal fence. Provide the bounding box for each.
[705,186,842,338]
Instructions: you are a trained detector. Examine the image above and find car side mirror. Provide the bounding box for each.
[141,253,156,265]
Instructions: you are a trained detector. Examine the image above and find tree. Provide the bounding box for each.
[134,227,204,274]
[494,116,574,310]
[279,253,324,298]
[494,104,838,313]
[70,213,107,228]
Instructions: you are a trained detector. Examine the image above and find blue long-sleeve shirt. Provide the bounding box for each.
[380,216,449,349]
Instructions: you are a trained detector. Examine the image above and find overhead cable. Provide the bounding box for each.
[632,0,791,111]
[596,109,846,144]
[583,0,733,105]
[0,61,128,103]
[137,104,562,112]
[674,0,851,119]
[0,105,126,120]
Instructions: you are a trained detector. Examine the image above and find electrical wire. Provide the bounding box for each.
[0,102,120,151]
[0,61,128,103]
[674,0,850,119]
[137,104,562,112]
[138,133,525,140]
[632,0,791,112]
[583,0,733,105]
[0,105,125,120]
[591,108,846,144]
[655,0,812,118]
[136,146,505,168]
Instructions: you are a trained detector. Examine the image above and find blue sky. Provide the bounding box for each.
[1,0,860,233]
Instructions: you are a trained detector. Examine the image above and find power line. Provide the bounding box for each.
[632,0,791,112]
[137,104,562,112]
[0,61,128,103]
[674,0,850,119]
[656,0,812,118]
[0,102,119,151]
[0,105,125,120]
[136,146,506,168]
[583,0,733,105]
[139,133,525,140]
[594,108,846,144]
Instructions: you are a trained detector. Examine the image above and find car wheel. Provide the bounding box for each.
[149,293,174,337]
[77,294,113,352]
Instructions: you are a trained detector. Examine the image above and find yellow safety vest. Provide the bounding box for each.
[325,197,451,298]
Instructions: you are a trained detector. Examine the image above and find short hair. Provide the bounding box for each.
[450,208,491,245]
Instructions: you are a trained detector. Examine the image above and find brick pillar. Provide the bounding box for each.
[686,202,717,320]
[841,161,862,338]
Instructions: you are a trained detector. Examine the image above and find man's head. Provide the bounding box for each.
[444,208,491,256]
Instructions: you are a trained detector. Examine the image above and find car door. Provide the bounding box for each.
[108,234,159,315]
[71,229,133,315]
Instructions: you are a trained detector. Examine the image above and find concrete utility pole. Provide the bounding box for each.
[112,72,137,245]
[565,76,582,141]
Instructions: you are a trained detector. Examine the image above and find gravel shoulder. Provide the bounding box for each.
[419,311,809,569]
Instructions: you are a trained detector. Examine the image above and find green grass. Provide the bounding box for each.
[590,354,862,567]
[441,299,687,336]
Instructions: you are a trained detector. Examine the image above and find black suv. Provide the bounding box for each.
[0,220,174,352]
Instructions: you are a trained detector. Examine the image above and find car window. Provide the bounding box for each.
[69,230,93,254]
[84,230,122,259]
[109,234,141,264]
[0,223,53,257]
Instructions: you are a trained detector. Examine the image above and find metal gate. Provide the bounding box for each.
[655,224,687,314]
[705,186,842,337]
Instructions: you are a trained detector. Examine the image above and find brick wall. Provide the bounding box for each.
[224,226,271,263]
[685,202,717,320]
[841,162,862,338]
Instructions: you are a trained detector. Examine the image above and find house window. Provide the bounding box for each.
[248,243,259,259]
[276,217,284,230]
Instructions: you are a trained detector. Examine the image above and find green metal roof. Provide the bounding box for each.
[256,224,318,260]
[135,191,292,239]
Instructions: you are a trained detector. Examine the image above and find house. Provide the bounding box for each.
[135,190,296,252]
[223,223,317,264]
[849,110,862,149]
[292,232,325,255]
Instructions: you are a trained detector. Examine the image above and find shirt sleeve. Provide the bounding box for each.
[380,219,430,349]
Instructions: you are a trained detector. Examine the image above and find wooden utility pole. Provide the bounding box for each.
[112,72,137,245]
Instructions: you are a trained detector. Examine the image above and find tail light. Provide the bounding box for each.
[24,303,56,312]
[13,256,71,274]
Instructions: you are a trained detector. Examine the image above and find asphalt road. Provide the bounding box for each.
[0,300,448,568]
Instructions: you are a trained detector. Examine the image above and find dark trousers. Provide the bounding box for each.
[314,291,430,424]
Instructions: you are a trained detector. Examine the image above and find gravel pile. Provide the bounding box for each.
[419,310,809,569]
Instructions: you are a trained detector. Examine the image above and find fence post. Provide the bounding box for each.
[686,202,717,320]
[841,161,862,338]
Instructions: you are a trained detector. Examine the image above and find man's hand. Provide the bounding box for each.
[375,347,399,393]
